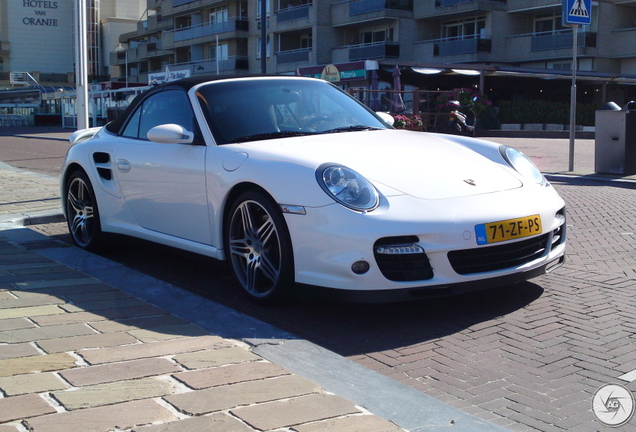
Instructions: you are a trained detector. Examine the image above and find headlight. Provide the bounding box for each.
[316,164,379,211]
[500,146,545,184]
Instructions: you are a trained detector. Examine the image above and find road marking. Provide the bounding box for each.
[618,370,636,382]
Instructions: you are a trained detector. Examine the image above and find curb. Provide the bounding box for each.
[0,208,65,228]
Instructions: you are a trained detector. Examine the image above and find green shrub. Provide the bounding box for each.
[497,100,596,126]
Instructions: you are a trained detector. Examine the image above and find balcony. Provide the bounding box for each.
[417,0,506,18]
[346,41,400,61]
[277,4,311,22]
[351,0,412,15]
[276,48,311,64]
[169,57,249,75]
[110,48,138,65]
[531,30,596,51]
[166,19,249,47]
[436,0,503,6]
[504,30,596,62]
[333,0,413,26]
[434,36,492,56]
[147,14,173,31]
[137,41,172,60]
[506,0,563,13]
[611,27,636,58]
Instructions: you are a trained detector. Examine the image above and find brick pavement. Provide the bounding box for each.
[0,128,510,432]
[3,126,636,431]
[0,235,408,432]
[346,178,636,432]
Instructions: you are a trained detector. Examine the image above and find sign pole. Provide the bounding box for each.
[260,0,267,74]
[74,0,89,130]
[563,0,591,172]
[568,25,578,172]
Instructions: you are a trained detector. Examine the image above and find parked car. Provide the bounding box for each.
[61,75,566,303]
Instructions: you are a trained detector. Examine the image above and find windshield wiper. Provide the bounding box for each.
[321,125,384,134]
[231,131,319,143]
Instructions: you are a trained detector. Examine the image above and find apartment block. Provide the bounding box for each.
[108,3,623,70]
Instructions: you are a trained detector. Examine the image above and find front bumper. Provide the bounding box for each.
[284,185,566,294]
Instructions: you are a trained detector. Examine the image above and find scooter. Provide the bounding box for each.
[447,99,476,136]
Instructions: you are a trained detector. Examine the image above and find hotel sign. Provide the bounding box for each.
[21,0,60,26]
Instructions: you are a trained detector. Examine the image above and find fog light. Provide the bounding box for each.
[351,260,370,275]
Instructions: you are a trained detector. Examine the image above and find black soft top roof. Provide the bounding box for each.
[104,74,302,134]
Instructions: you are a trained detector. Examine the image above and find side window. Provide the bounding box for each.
[122,107,141,138]
[121,90,195,140]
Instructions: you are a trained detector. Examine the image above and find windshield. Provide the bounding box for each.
[195,77,390,145]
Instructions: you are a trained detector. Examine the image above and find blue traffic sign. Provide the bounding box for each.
[563,0,592,25]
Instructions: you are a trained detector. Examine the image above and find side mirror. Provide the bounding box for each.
[147,124,194,144]
[376,111,395,127]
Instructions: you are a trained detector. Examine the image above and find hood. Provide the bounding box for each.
[236,130,522,200]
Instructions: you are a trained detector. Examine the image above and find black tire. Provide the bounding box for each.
[225,190,294,304]
[65,170,104,252]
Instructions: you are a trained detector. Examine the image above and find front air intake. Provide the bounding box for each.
[374,236,434,282]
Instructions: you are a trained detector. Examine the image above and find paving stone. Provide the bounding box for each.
[37,331,139,354]
[31,305,169,326]
[173,347,259,369]
[60,357,181,386]
[30,310,112,327]
[0,353,77,377]
[164,374,319,415]
[51,376,176,410]
[0,342,40,360]
[292,415,406,432]
[13,277,98,291]
[24,398,178,432]
[0,291,66,309]
[173,360,289,389]
[231,393,360,430]
[0,304,65,319]
[0,372,68,396]
[60,288,132,303]
[127,323,209,342]
[0,393,57,423]
[132,412,254,432]
[60,297,152,313]
[0,322,96,343]
[78,335,231,365]
[88,314,187,333]
[0,317,35,331]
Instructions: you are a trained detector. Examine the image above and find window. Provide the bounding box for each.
[441,16,485,40]
[257,0,270,17]
[211,43,229,61]
[257,36,271,58]
[534,14,566,34]
[360,28,394,44]
[122,90,195,140]
[300,34,312,49]
[210,7,229,23]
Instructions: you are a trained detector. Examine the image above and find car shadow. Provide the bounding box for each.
[45,232,545,359]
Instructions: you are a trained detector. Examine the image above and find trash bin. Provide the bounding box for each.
[595,101,636,175]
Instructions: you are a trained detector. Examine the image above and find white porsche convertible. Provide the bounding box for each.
[61,75,566,303]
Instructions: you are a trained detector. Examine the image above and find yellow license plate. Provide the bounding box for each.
[475,215,542,245]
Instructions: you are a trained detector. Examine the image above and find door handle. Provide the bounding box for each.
[116,159,131,173]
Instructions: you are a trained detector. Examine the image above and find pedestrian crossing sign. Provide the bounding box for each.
[563,0,592,25]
